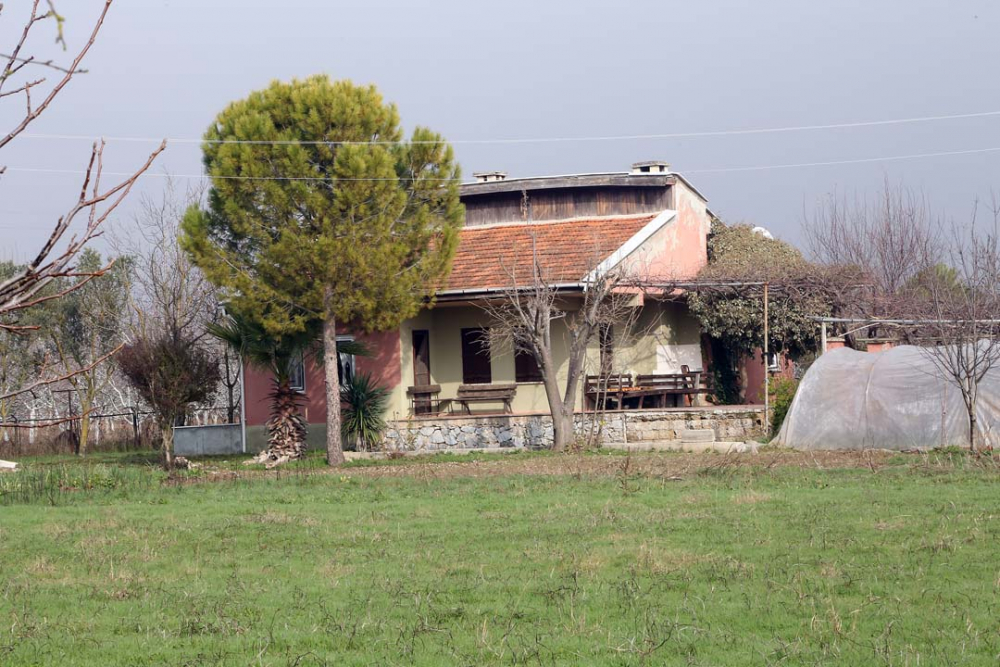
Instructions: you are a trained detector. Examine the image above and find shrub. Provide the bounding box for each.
[341,373,389,451]
[770,377,799,434]
[118,335,220,468]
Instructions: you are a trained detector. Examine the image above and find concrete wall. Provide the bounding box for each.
[384,406,766,451]
[173,423,242,457]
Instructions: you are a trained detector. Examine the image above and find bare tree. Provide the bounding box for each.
[44,249,130,455]
[0,1,164,408]
[482,232,648,451]
[909,201,1000,451]
[805,179,939,325]
[111,181,240,461]
[112,180,217,345]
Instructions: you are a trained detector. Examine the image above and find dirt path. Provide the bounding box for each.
[346,449,900,481]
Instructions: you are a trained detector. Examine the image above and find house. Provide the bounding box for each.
[242,161,765,451]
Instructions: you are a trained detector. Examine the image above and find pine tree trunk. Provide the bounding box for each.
[324,291,344,466]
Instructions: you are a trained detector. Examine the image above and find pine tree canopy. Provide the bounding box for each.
[181,76,464,336]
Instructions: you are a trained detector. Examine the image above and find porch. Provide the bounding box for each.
[392,299,707,418]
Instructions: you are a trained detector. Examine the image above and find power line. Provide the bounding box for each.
[16,109,1000,146]
[5,145,1000,181]
[682,146,1000,174]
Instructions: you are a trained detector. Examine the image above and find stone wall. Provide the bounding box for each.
[384,407,767,451]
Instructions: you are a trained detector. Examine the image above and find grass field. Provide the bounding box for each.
[2,449,1000,665]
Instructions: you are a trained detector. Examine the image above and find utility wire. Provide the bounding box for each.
[16,109,1000,146]
[5,145,1000,181]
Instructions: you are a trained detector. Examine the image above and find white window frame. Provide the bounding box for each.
[337,335,356,384]
[288,350,306,393]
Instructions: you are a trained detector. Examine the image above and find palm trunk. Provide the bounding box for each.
[324,289,344,466]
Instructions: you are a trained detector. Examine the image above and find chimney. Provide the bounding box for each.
[473,171,507,183]
[630,160,670,175]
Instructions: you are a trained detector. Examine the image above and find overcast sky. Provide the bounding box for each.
[2,0,999,260]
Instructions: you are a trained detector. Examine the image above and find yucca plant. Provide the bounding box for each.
[208,313,320,465]
[341,372,389,451]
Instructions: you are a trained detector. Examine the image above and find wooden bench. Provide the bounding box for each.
[584,373,633,410]
[456,384,517,414]
[407,385,452,416]
[634,367,705,408]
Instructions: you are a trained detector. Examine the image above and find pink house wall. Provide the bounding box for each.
[743,349,794,404]
[627,182,710,283]
[243,328,401,427]
[826,340,896,353]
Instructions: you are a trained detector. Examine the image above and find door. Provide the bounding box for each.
[412,330,431,414]
[412,330,431,385]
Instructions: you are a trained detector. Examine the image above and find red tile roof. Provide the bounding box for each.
[443,215,656,292]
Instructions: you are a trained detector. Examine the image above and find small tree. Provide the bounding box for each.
[45,249,130,455]
[182,76,462,466]
[117,336,219,469]
[482,235,641,452]
[910,205,1000,451]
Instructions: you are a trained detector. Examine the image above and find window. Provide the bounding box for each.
[337,335,356,384]
[288,351,306,392]
[514,347,543,382]
[460,328,492,384]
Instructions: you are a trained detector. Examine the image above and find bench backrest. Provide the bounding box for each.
[457,384,517,399]
[407,384,441,396]
[635,372,702,390]
[585,374,633,392]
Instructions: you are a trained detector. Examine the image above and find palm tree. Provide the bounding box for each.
[208,313,320,465]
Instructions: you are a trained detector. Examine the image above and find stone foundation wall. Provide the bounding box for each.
[384,407,767,451]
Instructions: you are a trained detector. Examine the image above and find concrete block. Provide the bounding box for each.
[681,429,716,443]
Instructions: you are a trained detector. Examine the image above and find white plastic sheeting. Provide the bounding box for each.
[773,345,1000,450]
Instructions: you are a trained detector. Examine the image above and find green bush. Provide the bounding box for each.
[341,372,390,451]
[770,377,799,434]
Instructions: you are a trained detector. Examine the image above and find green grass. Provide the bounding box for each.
[3,456,1000,665]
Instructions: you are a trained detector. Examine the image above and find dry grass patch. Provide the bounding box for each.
[733,490,774,505]
[243,510,319,527]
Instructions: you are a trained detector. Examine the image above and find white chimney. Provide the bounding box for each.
[473,171,507,183]
[630,161,670,175]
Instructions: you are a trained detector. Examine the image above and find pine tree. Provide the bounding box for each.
[181,76,463,465]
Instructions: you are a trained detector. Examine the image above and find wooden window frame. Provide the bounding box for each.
[514,347,543,383]
[461,328,492,384]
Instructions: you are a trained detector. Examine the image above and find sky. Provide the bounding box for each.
[2,0,1000,260]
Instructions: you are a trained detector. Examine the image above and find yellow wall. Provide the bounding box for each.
[393,298,703,416]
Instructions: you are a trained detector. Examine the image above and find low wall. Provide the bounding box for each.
[173,423,243,456]
[384,407,767,451]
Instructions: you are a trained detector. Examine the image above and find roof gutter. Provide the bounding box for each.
[432,283,586,301]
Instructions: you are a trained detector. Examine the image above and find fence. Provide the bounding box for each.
[0,406,237,459]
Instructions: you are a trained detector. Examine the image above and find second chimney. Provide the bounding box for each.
[631,161,670,175]
[473,171,507,183]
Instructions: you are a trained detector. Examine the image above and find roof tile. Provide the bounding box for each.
[444,215,655,291]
